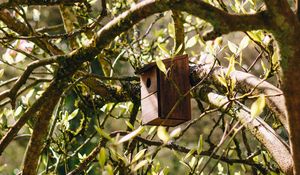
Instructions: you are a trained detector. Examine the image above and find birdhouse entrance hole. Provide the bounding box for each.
[137,55,191,127]
[146,78,151,88]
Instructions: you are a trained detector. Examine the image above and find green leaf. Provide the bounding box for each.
[68,109,79,121]
[174,44,183,56]
[133,160,148,171]
[183,148,196,161]
[95,127,112,140]
[251,94,266,118]
[157,43,171,57]
[197,135,203,155]
[272,49,279,66]
[226,55,236,77]
[217,163,224,173]
[132,149,147,163]
[189,157,197,168]
[98,147,106,168]
[118,126,145,144]
[157,126,170,143]
[168,23,175,39]
[148,126,157,135]
[105,164,114,175]
[186,35,198,49]
[217,75,227,87]
[125,120,134,130]
[156,57,167,75]
[239,36,249,51]
[0,69,4,79]
[228,41,238,54]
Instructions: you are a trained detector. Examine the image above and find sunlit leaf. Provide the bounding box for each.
[156,57,167,75]
[157,126,170,143]
[157,43,171,57]
[251,94,266,118]
[118,126,145,144]
[228,41,238,54]
[217,75,227,87]
[168,23,175,38]
[170,127,181,138]
[68,109,79,121]
[95,127,112,140]
[226,55,236,77]
[197,135,203,155]
[239,36,249,51]
[132,149,147,163]
[183,148,196,161]
[272,49,279,66]
[133,160,148,171]
[0,69,4,79]
[98,147,106,168]
[186,35,198,49]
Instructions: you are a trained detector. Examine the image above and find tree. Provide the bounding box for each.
[0,0,299,174]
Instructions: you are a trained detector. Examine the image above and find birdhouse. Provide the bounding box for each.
[137,55,191,126]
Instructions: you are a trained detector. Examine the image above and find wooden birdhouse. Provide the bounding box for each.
[137,55,191,126]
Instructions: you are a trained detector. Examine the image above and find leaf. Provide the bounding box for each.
[186,35,198,49]
[168,23,175,38]
[0,69,4,79]
[239,36,249,51]
[272,49,279,66]
[197,135,203,155]
[189,157,197,168]
[68,109,79,121]
[98,147,106,168]
[105,164,114,175]
[228,41,238,54]
[95,127,112,140]
[183,148,196,161]
[148,126,157,135]
[170,127,181,138]
[125,120,134,130]
[174,44,183,55]
[226,55,236,77]
[156,57,167,75]
[132,149,147,163]
[157,43,171,57]
[217,75,227,87]
[251,94,266,118]
[118,126,145,144]
[157,126,170,143]
[133,160,148,171]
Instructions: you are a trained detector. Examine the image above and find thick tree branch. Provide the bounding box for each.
[190,64,288,131]
[0,0,84,9]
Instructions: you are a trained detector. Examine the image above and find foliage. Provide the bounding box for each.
[0,0,298,174]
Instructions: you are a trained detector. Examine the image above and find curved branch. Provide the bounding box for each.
[198,90,292,175]
[0,0,84,9]
[190,64,288,131]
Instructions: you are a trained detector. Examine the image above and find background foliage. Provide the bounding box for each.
[0,0,296,174]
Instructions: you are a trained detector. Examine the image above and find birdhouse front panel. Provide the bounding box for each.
[139,55,191,126]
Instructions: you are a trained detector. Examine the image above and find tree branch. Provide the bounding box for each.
[190,63,288,131]
[0,10,64,55]
[0,0,84,9]
[197,89,292,175]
